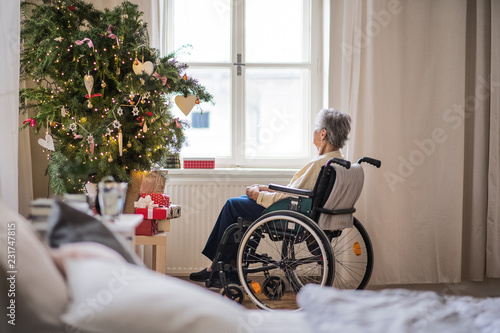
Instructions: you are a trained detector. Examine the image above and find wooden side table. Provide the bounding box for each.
[135,232,168,274]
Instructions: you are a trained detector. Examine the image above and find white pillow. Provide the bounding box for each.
[0,201,69,333]
[62,258,248,333]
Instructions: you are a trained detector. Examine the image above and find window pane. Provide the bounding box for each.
[245,0,308,63]
[172,0,231,63]
[245,69,309,159]
[171,69,231,157]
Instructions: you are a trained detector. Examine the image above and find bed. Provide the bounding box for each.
[1,200,499,333]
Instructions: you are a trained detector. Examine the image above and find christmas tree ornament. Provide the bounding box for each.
[175,95,197,116]
[132,59,154,76]
[61,106,67,117]
[132,105,140,116]
[23,118,37,127]
[182,74,188,81]
[127,141,132,148]
[118,130,123,156]
[69,123,77,132]
[87,134,95,155]
[54,37,63,42]
[101,81,106,88]
[153,72,167,85]
[75,38,94,50]
[87,101,93,109]
[143,122,148,133]
[84,73,94,96]
[38,133,55,151]
[141,99,145,104]
[113,120,121,128]
[117,107,123,116]
[106,127,113,136]
[195,98,200,105]
[108,156,113,162]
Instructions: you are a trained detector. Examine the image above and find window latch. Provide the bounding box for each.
[233,54,245,76]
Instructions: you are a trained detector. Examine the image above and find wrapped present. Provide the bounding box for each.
[135,219,159,236]
[183,157,215,169]
[167,204,182,219]
[135,206,168,220]
[140,193,170,207]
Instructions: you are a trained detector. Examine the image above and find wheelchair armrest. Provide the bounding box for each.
[268,184,314,197]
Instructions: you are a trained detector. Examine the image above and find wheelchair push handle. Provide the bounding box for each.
[357,157,382,168]
[326,158,351,169]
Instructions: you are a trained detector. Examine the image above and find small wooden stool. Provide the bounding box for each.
[135,232,168,274]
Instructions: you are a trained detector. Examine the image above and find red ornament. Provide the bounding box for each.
[68,6,76,11]
[195,98,200,105]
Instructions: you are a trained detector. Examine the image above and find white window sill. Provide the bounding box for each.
[162,167,298,180]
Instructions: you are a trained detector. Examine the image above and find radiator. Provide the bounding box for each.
[163,169,295,276]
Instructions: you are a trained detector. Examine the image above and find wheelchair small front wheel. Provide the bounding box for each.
[237,211,334,310]
[220,284,245,304]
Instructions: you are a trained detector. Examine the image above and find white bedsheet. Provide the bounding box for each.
[297,285,500,333]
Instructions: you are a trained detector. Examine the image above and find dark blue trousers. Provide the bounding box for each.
[202,196,266,260]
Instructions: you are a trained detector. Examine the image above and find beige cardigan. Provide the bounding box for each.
[256,150,343,208]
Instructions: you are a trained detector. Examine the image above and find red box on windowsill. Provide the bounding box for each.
[135,206,168,220]
[183,158,215,169]
[140,193,170,207]
[135,219,159,236]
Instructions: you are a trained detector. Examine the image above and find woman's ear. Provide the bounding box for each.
[321,129,327,140]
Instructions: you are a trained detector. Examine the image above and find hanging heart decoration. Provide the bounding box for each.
[132,59,154,76]
[38,133,55,151]
[174,95,197,116]
[84,74,94,96]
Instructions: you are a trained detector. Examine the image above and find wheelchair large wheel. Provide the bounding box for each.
[330,217,373,290]
[237,211,334,310]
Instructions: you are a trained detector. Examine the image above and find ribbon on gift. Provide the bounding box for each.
[75,38,94,50]
[153,72,167,85]
[107,25,120,49]
[134,195,159,209]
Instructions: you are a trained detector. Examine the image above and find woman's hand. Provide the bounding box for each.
[246,185,260,201]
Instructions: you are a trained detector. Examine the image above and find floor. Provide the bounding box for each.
[180,276,500,310]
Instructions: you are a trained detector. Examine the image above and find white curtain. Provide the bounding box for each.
[1,1,21,212]
[329,0,500,285]
[462,0,500,281]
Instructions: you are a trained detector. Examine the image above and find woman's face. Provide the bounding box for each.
[313,128,324,150]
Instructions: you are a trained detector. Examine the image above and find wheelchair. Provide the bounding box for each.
[205,157,381,310]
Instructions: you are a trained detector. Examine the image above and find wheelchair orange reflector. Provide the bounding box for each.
[353,242,362,256]
[250,280,262,295]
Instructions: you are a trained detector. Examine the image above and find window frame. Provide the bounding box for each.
[164,0,323,169]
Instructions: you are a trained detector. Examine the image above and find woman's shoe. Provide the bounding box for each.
[189,268,211,282]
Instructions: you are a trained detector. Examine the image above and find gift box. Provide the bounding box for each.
[135,206,168,220]
[183,157,215,169]
[135,219,159,236]
[167,204,182,219]
[140,193,170,207]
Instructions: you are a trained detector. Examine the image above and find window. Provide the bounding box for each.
[165,0,322,168]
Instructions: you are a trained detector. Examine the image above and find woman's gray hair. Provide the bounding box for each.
[315,108,351,149]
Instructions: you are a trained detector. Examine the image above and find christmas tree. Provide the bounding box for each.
[19,0,212,194]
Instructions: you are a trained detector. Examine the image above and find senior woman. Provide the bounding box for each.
[189,108,351,282]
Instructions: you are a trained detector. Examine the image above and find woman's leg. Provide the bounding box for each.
[201,196,265,261]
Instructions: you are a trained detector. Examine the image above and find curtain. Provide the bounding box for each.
[0,1,21,212]
[329,0,500,284]
[463,0,500,281]
[329,0,467,284]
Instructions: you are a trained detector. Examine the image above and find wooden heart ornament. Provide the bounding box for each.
[133,60,154,76]
[38,133,55,151]
[175,95,197,116]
